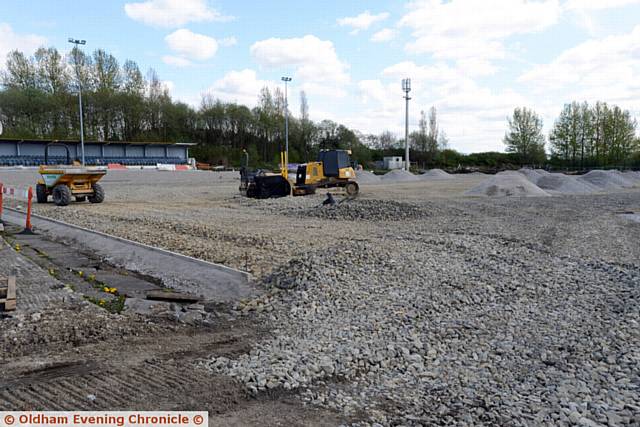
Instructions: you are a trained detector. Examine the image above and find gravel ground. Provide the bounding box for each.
[1,168,639,426]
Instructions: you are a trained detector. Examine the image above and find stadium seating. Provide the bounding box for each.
[0,155,188,167]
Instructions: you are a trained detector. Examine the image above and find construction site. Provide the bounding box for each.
[1,164,639,426]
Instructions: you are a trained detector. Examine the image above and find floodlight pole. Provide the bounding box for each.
[69,38,87,166]
[402,78,412,172]
[281,77,291,174]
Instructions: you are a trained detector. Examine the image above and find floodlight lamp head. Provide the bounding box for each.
[281,76,292,82]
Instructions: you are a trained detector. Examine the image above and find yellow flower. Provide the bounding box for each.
[99,299,105,305]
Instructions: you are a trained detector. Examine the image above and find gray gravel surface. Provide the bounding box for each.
[210,194,640,426]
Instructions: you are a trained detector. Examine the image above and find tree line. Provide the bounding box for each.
[0,46,375,167]
[1,46,638,170]
[504,104,639,169]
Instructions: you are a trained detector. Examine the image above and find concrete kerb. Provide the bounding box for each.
[2,207,256,302]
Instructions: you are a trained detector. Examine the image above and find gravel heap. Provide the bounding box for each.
[517,168,544,185]
[578,170,637,190]
[420,169,454,180]
[355,170,382,184]
[465,172,550,197]
[207,234,640,426]
[623,171,640,182]
[536,173,600,195]
[288,199,435,221]
[381,169,420,183]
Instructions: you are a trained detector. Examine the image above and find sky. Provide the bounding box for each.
[1,0,640,153]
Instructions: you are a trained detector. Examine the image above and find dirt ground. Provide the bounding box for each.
[1,168,639,425]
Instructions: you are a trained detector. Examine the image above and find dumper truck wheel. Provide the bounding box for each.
[345,182,359,196]
[52,185,72,206]
[36,184,48,203]
[88,183,105,204]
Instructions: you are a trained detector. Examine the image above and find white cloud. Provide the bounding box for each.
[0,23,47,68]
[371,28,397,43]
[162,55,192,67]
[298,82,348,99]
[384,61,462,81]
[250,35,349,85]
[563,0,640,10]
[162,80,175,93]
[124,0,231,28]
[165,29,218,61]
[337,11,389,34]
[358,79,393,106]
[400,0,561,63]
[518,25,640,115]
[219,37,238,47]
[562,0,640,35]
[206,69,276,106]
[351,80,532,152]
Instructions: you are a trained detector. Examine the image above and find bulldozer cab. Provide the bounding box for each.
[318,150,351,177]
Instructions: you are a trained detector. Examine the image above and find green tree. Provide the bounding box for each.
[504,107,546,165]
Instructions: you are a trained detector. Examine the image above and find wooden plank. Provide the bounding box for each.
[146,290,200,303]
[7,276,16,300]
[0,276,16,311]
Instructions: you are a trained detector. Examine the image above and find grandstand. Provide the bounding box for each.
[0,139,193,167]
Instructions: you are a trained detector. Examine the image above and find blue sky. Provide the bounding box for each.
[1,0,640,153]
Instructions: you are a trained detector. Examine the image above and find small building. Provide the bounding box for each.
[0,138,194,166]
[383,156,405,170]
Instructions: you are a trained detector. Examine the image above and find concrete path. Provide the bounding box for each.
[3,208,256,302]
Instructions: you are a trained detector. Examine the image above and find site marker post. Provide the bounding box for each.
[0,183,4,227]
[22,186,34,234]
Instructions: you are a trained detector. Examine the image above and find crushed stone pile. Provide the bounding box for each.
[207,235,640,426]
[380,169,420,183]
[622,170,640,183]
[536,173,600,195]
[355,170,382,184]
[465,172,550,197]
[419,169,454,180]
[288,199,434,222]
[517,168,544,185]
[577,170,637,190]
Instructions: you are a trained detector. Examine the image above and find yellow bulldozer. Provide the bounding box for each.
[292,150,359,196]
[240,149,359,198]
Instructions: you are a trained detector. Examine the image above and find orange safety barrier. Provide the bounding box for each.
[107,163,128,170]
